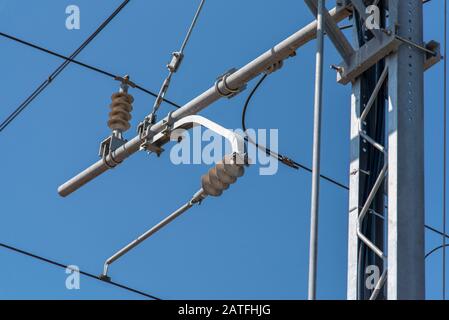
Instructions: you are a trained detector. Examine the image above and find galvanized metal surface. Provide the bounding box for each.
[307,0,325,301]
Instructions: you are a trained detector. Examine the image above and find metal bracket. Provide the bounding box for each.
[424,40,442,71]
[336,32,441,84]
[99,135,127,169]
[149,114,246,157]
[138,126,164,157]
[336,30,401,84]
[215,68,247,98]
[137,113,173,156]
[161,111,175,137]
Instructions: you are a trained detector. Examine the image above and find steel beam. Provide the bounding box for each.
[58,3,352,197]
[347,2,388,300]
[347,76,361,300]
[387,0,425,299]
[337,32,400,85]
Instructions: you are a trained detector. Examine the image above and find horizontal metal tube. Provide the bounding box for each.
[58,5,351,197]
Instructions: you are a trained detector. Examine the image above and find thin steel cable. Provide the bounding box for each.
[0,31,182,110]
[0,242,161,300]
[426,244,449,259]
[0,0,132,133]
[148,0,206,120]
[179,0,206,54]
[241,74,349,190]
[442,0,447,300]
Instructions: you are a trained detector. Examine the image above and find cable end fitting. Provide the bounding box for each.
[167,52,184,73]
[99,274,111,282]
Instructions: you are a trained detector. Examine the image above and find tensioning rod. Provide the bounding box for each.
[101,189,207,279]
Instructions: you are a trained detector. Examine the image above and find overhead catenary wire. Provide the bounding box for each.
[0,242,161,300]
[0,0,132,133]
[0,31,182,110]
[242,73,350,190]
[427,244,449,259]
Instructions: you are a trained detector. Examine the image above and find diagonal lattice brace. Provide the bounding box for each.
[304,0,354,63]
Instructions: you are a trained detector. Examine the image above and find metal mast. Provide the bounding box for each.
[347,0,430,299]
[386,0,425,299]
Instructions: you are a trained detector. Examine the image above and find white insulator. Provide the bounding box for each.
[108,92,134,132]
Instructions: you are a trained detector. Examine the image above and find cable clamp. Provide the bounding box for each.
[99,135,126,169]
[215,68,246,98]
[265,60,284,74]
[161,111,175,137]
[114,75,136,88]
[137,115,165,157]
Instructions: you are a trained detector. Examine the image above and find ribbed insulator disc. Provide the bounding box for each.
[201,173,223,197]
[215,163,237,184]
[107,92,134,132]
[201,155,245,197]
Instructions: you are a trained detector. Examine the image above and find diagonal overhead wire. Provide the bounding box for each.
[0,31,182,110]
[0,242,161,300]
[0,0,132,133]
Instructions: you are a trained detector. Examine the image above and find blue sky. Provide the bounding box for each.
[0,0,447,300]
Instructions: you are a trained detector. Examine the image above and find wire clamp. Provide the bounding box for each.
[161,111,175,137]
[265,60,284,74]
[137,117,165,157]
[215,68,246,98]
[114,75,137,89]
[99,135,126,169]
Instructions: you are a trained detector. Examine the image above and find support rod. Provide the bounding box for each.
[101,189,206,279]
[57,4,351,197]
[308,0,325,301]
[305,0,354,62]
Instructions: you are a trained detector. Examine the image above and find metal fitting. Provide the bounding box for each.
[265,60,284,74]
[167,51,184,73]
[215,68,247,98]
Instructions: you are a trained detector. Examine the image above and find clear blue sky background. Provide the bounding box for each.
[0,0,446,300]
